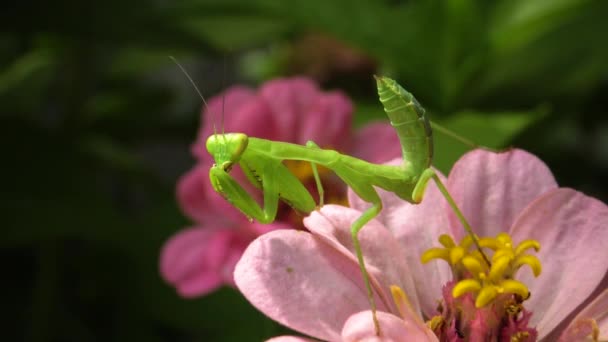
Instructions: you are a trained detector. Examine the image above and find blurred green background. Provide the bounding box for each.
[3,0,607,341]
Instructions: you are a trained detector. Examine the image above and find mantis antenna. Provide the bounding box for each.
[431,121,501,153]
[169,55,218,136]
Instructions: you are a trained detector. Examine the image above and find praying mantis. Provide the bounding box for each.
[206,76,483,335]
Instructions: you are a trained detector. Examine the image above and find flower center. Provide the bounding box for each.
[421,232,542,341]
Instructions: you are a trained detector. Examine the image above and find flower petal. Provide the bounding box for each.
[234,229,376,341]
[296,91,353,150]
[350,122,403,164]
[305,205,420,316]
[160,228,240,297]
[341,311,437,342]
[176,163,235,223]
[193,86,258,159]
[556,319,598,342]
[557,288,608,341]
[203,86,257,131]
[446,149,558,239]
[259,77,320,142]
[266,336,318,342]
[509,188,608,337]
[194,96,278,159]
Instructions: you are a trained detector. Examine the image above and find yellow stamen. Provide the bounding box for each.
[514,239,541,255]
[449,246,466,265]
[478,237,500,250]
[514,255,542,277]
[390,285,426,326]
[462,256,484,276]
[421,248,450,264]
[423,232,543,308]
[496,232,512,246]
[453,279,482,298]
[390,285,415,319]
[592,319,600,341]
[492,248,514,262]
[511,331,530,342]
[489,255,512,282]
[439,234,456,248]
[476,286,499,307]
[427,315,443,331]
[499,279,530,298]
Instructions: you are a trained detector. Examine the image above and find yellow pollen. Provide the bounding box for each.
[592,319,600,341]
[284,160,330,181]
[424,232,542,308]
[505,298,524,317]
[326,195,349,207]
[427,315,443,331]
[283,160,348,207]
[511,331,530,342]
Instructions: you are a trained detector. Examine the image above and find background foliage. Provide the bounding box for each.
[2,0,607,341]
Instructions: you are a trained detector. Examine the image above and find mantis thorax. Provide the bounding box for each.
[206,133,249,172]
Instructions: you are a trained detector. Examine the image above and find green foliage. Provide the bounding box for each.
[2,0,607,341]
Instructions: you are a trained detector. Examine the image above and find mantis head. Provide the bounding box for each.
[206,133,249,172]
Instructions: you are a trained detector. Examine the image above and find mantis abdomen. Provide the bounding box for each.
[376,76,433,177]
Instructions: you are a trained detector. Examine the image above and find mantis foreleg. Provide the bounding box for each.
[210,160,317,223]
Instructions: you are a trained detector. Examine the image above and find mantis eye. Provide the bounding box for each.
[221,161,234,172]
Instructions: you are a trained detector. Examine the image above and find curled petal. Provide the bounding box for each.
[446,149,557,239]
[559,288,608,341]
[557,319,598,342]
[341,311,437,342]
[510,188,608,338]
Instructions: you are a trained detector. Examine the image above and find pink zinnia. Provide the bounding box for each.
[235,148,608,341]
[160,77,402,297]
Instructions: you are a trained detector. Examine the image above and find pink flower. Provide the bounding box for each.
[160,77,402,297]
[235,149,608,341]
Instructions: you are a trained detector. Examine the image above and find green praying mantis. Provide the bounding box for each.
[205,76,486,335]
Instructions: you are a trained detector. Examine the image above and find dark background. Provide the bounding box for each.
[2,1,607,341]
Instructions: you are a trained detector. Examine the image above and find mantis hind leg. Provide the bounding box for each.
[306,140,324,207]
[351,200,383,335]
[337,168,384,335]
[414,168,491,267]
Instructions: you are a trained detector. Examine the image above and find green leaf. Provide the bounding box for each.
[178,15,290,51]
[0,50,53,94]
[432,107,548,172]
